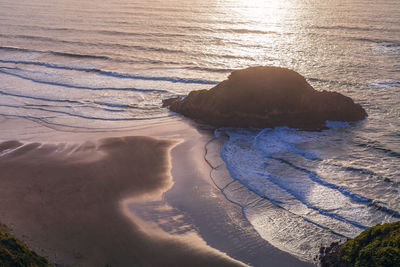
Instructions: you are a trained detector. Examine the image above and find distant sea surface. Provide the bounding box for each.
[0,0,399,262]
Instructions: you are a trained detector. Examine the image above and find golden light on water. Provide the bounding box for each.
[0,0,399,266]
[201,0,301,71]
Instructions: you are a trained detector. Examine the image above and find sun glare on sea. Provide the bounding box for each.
[202,0,299,70]
[235,0,286,23]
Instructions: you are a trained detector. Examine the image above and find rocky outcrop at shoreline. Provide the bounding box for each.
[163,66,367,131]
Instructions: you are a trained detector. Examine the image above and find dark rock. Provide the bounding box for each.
[163,66,367,130]
[318,242,346,267]
[161,97,181,108]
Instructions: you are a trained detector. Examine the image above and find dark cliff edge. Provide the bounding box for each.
[163,66,367,131]
[319,221,400,267]
[0,222,52,267]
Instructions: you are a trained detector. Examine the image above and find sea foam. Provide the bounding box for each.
[207,125,400,262]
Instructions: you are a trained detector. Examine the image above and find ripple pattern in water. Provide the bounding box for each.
[207,124,400,262]
[0,0,399,131]
[0,0,399,263]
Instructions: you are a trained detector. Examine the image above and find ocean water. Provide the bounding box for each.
[0,0,399,263]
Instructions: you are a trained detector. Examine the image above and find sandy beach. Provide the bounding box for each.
[0,116,311,266]
[0,0,398,266]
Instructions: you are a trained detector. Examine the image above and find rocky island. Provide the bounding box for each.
[163,66,367,130]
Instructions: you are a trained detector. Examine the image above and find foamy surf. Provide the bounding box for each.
[206,124,400,262]
[0,0,399,265]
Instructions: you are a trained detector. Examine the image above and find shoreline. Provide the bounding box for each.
[0,116,311,266]
[163,123,312,267]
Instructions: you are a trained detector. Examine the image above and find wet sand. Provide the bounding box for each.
[0,116,312,266]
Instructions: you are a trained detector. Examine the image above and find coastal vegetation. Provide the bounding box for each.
[0,222,52,267]
[341,221,400,267]
[320,221,400,267]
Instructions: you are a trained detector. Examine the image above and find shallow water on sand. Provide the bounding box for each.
[0,0,399,263]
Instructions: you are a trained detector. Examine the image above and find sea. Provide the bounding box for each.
[0,0,399,263]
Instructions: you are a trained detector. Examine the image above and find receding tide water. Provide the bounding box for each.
[0,0,399,263]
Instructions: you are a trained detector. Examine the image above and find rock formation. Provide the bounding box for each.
[163,66,367,130]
